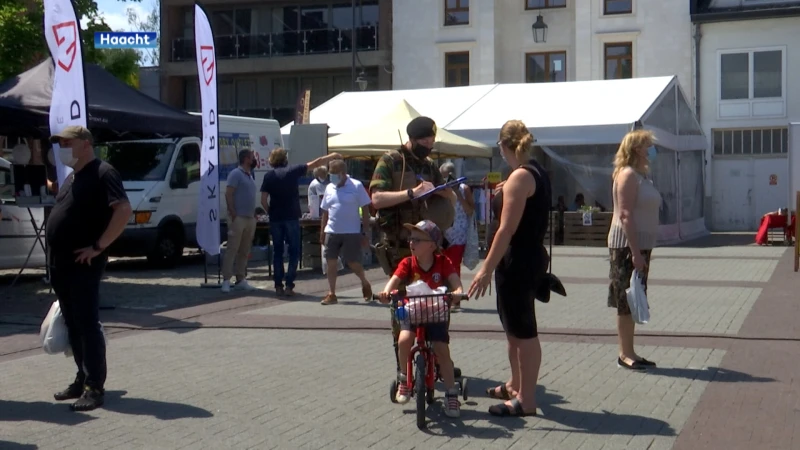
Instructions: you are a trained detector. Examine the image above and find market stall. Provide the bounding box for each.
[281,75,708,246]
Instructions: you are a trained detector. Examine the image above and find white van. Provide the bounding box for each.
[99,115,283,265]
[0,156,47,270]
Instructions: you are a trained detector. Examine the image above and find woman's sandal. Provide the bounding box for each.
[488,398,537,417]
[486,385,513,400]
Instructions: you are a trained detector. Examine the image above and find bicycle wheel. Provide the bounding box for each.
[414,352,426,429]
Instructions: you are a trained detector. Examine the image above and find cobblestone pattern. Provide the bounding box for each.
[0,329,724,450]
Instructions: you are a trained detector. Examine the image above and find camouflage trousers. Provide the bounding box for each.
[384,244,412,372]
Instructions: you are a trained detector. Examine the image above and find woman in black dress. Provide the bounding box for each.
[468,120,551,417]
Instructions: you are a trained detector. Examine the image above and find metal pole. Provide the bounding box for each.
[351,0,356,90]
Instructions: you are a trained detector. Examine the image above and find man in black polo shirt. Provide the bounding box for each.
[46,126,131,411]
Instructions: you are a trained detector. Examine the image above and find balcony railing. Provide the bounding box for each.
[171,26,379,62]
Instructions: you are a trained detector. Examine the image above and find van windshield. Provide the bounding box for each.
[97,142,176,182]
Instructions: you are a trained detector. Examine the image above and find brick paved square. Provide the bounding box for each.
[247,280,760,335]
[0,328,725,450]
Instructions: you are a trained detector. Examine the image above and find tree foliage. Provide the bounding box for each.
[0,0,143,86]
[126,0,158,66]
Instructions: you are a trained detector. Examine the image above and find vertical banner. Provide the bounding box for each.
[44,0,87,187]
[294,88,311,125]
[194,3,220,255]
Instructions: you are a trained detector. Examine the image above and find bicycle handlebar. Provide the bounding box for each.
[371,291,470,303]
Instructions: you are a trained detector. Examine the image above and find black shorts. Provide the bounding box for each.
[399,322,449,344]
[494,249,545,340]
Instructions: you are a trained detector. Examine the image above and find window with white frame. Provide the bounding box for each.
[712,128,788,156]
[719,49,783,101]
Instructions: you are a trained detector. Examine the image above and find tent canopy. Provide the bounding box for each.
[282,76,705,151]
[0,58,201,141]
[327,99,492,158]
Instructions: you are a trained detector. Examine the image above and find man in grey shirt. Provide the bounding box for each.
[222,149,258,293]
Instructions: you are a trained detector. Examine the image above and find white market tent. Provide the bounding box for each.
[283,76,708,244]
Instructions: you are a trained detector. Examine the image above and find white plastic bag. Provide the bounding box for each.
[40,301,69,355]
[404,281,448,325]
[321,244,345,275]
[625,270,650,325]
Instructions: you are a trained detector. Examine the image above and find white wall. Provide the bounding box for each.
[698,17,800,227]
[393,0,693,101]
[392,0,496,89]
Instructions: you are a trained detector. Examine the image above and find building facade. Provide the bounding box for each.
[392,0,694,101]
[158,0,393,125]
[692,0,800,231]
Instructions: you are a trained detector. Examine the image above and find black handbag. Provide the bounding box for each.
[535,204,567,303]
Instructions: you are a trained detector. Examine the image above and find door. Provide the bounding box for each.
[164,142,202,238]
[753,156,789,227]
[712,158,754,231]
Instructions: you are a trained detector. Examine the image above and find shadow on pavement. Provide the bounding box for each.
[647,366,775,383]
[0,441,37,450]
[0,400,95,425]
[536,386,675,436]
[104,390,214,420]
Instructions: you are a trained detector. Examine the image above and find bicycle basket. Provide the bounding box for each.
[405,295,450,325]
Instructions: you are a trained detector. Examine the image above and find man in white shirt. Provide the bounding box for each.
[307,166,328,219]
[320,159,373,305]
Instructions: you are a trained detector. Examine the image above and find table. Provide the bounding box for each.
[8,204,51,288]
[755,213,796,245]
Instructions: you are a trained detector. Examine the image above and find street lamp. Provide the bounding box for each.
[531,14,548,43]
[356,71,368,91]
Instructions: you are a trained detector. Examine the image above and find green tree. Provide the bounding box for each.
[126,0,158,66]
[0,0,142,86]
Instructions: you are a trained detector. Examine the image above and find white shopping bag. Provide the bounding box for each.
[625,270,650,325]
[320,245,344,275]
[40,301,70,355]
[404,281,448,324]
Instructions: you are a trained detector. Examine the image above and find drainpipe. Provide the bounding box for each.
[693,22,707,234]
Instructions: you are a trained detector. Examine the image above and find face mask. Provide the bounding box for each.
[330,174,342,185]
[412,142,432,159]
[647,146,657,163]
[58,147,77,168]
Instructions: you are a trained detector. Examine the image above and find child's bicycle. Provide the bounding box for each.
[375,289,470,429]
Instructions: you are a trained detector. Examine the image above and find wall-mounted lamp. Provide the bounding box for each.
[531,14,548,43]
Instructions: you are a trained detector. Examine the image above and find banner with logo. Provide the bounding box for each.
[44,0,88,187]
[194,3,220,255]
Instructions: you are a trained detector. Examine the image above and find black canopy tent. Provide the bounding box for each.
[0,58,201,142]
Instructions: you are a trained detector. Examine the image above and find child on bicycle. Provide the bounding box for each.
[379,220,463,418]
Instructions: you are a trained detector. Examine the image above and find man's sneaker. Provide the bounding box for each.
[285,288,295,297]
[275,286,285,296]
[396,376,410,404]
[54,381,84,401]
[444,389,461,418]
[234,280,257,291]
[70,386,104,412]
[221,280,231,293]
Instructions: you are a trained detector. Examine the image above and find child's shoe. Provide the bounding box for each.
[444,388,461,418]
[396,375,411,404]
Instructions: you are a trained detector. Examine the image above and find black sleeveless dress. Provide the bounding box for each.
[491,159,552,339]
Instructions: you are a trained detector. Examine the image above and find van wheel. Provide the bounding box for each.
[147,226,184,267]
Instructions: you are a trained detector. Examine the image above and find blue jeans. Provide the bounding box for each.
[270,219,300,289]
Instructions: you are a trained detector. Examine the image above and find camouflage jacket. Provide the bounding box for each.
[369,146,443,233]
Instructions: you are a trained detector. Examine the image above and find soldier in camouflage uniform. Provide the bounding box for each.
[369,116,458,374]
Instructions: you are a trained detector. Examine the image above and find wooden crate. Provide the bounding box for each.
[563,212,612,247]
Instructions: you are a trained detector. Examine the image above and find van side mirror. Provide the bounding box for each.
[171,167,189,189]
